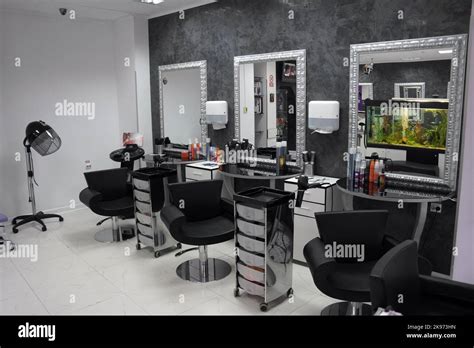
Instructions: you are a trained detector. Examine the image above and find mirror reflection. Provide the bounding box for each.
[239,60,297,154]
[357,48,453,180]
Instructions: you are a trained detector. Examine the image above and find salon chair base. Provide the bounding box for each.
[176,246,231,283]
[321,301,372,316]
[94,217,135,243]
[176,258,232,283]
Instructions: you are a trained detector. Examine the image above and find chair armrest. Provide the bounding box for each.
[220,199,234,221]
[79,188,103,207]
[382,235,432,275]
[303,237,337,297]
[420,275,474,305]
[161,205,186,233]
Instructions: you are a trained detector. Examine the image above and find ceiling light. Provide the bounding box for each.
[439,49,453,54]
[140,0,164,4]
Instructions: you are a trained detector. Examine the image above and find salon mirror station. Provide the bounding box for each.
[348,35,467,193]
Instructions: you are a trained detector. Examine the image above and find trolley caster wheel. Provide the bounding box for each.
[259,303,268,312]
[234,288,240,297]
[136,243,141,250]
[154,251,161,258]
[41,226,47,232]
[12,228,18,234]
[176,243,182,249]
[59,217,64,222]
[287,288,294,297]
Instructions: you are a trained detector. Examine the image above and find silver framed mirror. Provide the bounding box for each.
[349,35,468,191]
[234,50,306,166]
[159,60,207,144]
[394,82,426,98]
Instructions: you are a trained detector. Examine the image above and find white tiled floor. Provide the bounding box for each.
[0,208,337,315]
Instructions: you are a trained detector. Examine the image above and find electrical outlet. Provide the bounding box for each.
[430,202,442,214]
[85,160,92,170]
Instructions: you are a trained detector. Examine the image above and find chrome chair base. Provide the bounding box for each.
[321,301,372,316]
[176,246,231,283]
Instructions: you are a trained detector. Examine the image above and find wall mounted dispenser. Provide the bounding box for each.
[206,101,228,130]
[308,101,340,134]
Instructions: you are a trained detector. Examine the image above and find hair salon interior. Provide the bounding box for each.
[0,0,473,318]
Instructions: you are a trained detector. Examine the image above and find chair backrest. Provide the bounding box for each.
[168,180,223,222]
[370,240,420,314]
[314,210,388,262]
[84,168,129,200]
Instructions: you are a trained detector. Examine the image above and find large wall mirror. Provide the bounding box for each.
[350,35,468,191]
[234,50,306,166]
[159,60,207,144]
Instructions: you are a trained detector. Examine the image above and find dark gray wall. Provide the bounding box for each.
[360,60,452,100]
[149,0,471,274]
[149,0,471,178]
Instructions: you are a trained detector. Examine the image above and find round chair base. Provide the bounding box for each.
[94,229,135,243]
[321,302,372,316]
[176,258,232,283]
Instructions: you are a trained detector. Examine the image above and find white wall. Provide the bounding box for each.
[453,2,474,284]
[0,11,122,217]
[134,16,153,155]
[239,63,255,144]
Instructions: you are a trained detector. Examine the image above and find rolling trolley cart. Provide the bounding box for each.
[233,187,294,312]
[132,167,181,258]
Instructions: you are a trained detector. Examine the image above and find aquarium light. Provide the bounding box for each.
[438,49,453,54]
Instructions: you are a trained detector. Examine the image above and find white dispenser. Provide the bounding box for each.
[206,101,228,129]
[308,101,340,134]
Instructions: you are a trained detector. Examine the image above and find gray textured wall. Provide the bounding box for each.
[149,0,471,178]
[360,60,452,100]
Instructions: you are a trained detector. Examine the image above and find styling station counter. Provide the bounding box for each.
[284,176,339,264]
[336,178,454,245]
[233,187,295,312]
[218,163,300,201]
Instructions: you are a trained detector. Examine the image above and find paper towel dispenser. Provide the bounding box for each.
[308,101,339,134]
[206,101,228,125]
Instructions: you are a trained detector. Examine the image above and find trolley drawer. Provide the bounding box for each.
[238,247,265,269]
[136,222,153,239]
[135,201,151,215]
[237,233,265,254]
[236,204,265,223]
[237,262,264,284]
[134,179,150,192]
[236,218,265,238]
[238,275,264,297]
[136,212,153,226]
[134,189,151,203]
[138,232,154,247]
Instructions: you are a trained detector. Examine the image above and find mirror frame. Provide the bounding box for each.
[349,35,468,191]
[394,82,426,98]
[233,50,307,166]
[158,60,208,143]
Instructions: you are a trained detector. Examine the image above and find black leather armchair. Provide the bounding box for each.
[370,240,474,315]
[79,168,135,243]
[161,180,234,283]
[304,210,395,315]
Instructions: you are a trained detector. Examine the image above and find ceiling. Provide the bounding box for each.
[360,48,453,64]
[0,0,217,21]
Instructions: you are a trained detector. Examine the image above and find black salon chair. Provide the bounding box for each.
[161,180,234,283]
[304,210,394,315]
[370,240,474,315]
[79,168,135,243]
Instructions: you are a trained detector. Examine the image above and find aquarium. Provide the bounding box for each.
[365,99,448,152]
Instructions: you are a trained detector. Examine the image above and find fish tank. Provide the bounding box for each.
[365,99,448,152]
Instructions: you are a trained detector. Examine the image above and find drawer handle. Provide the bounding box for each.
[193,171,203,176]
[299,206,311,211]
